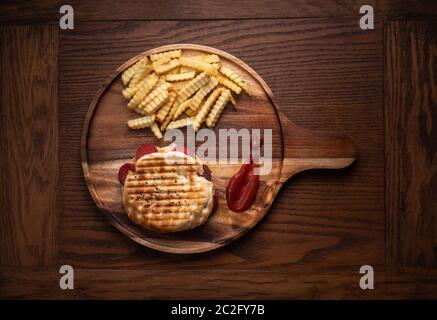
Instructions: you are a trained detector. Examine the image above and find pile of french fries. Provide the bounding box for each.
[121,49,251,139]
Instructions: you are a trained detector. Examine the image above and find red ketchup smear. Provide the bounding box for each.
[135,143,158,160]
[226,137,262,212]
[118,163,135,185]
[226,161,259,212]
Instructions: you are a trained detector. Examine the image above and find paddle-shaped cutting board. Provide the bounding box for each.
[82,44,357,253]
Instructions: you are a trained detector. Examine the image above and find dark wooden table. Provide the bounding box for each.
[1,1,436,299]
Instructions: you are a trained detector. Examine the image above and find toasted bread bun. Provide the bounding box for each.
[123,144,214,232]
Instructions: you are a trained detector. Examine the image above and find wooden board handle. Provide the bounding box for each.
[279,111,358,182]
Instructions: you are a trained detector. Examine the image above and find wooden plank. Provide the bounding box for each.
[59,19,384,271]
[1,0,436,23]
[1,268,437,299]
[0,26,59,266]
[385,21,437,269]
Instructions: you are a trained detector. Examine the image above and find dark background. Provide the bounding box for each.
[0,0,436,299]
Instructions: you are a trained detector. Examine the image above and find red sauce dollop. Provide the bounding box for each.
[118,163,135,185]
[226,161,260,212]
[135,143,158,160]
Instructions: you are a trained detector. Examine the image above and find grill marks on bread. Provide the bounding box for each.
[123,151,214,232]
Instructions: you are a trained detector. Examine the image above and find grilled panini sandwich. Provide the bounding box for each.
[122,144,214,232]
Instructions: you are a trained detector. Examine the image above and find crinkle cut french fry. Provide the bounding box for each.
[190,76,218,112]
[156,75,167,86]
[217,75,242,94]
[144,90,169,114]
[122,50,249,137]
[153,58,180,74]
[165,71,196,82]
[122,83,138,100]
[161,73,209,129]
[185,108,197,117]
[133,107,148,115]
[153,56,171,66]
[173,72,209,108]
[167,67,181,75]
[150,122,163,139]
[211,62,221,70]
[138,82,171,110]
[122,62,139,86]
[173,98,192,120]
[122,71,154,100]
[193,87,223,132]
[180,66,195,73]
[150,50,182,62]
[206,89,231,128]
[229,92,237,108]
[187,101,198,112]
[220,66,251,95]
[129,64,153,88]
[171,81,190,92]
[121,57,147,85]
[179,57,218,76]
[127,114,156,129]
[156,91,176,123]
[191,54,220,64]
[160,110,173,131]
[166,117,195,131]
[127,73,159,108]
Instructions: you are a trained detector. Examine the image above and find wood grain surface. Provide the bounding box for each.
[1,0,436,23]
[0,26,59,266]
[82,44,356,253]
[59,18,384,272]
[2,267,437,299]
[0,2,436,299]
[385,21,437,270]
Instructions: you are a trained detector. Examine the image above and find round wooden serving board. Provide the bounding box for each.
[82,44,358,254]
